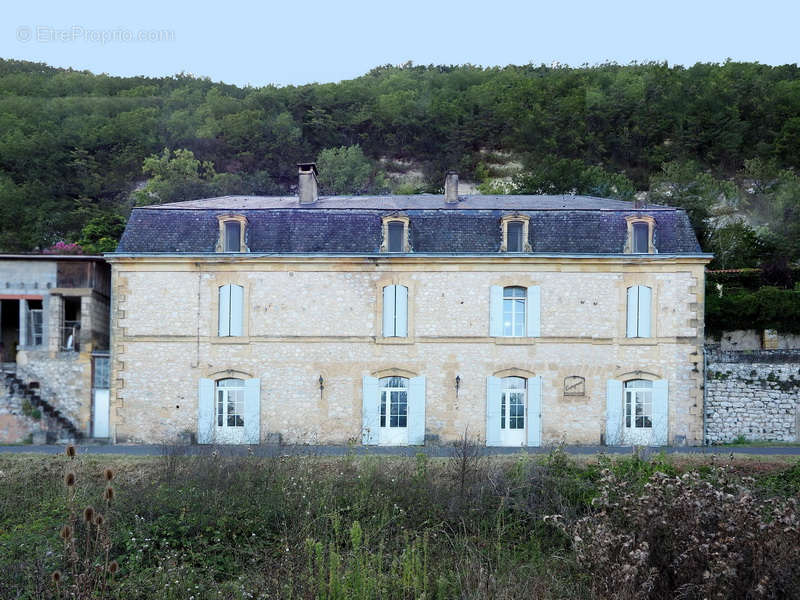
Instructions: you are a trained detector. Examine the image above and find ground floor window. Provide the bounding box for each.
[216,378,245,428]
[624,379,653,430]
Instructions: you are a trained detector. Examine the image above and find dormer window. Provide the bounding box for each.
[381,216,410,253]
[625,216,656,254]
[216,215,248,253]
[500,215,531,252]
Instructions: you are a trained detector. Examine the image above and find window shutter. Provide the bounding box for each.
[362,376,380,444]
[395,285,409,338]
[637,286,652,338]
[489,286,503,336]
[526,376,542,447]
[526,285,541,337]
[651,379,669,446]
[605,379,623,445]
[243,378,261,444]
[197,378,214,444]
[229,284,244,336]
[486,376,502,446]
[407,375,426,445]
[626,286,638,337]
[218,285,231,337]
[382,286,396,337]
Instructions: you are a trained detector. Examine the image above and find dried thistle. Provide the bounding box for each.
[103,468,114,482]
[59,525,72,541]
[65,444,76,459]
[83,506,95,523]
[94,513,105,527]
[64,472,76,487]
[103,486,114,503]
[51,570,61,583]
[108,560,118,574]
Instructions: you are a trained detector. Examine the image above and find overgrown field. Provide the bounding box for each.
[2,445,800,599]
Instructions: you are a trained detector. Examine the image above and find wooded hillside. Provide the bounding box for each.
[1,58,799,267]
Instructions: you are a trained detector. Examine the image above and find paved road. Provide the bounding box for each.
[2,444,800,457]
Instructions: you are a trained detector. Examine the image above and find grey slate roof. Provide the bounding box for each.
[116,194,703,255]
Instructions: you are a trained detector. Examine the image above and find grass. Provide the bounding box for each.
[0,445,798,599]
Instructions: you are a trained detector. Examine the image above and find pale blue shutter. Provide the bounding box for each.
[407,375,426,445]
[651,379,669,446]
[489,286,503,336]
[526,376,542,446]
[229,284,244,336]
[218,285,231,336]
[486,376,502,446]
[243,378,260,444]
[382,286,395,337]
[395,285,409,338]
[605,379,623,445]
[197,378,214,444]
[362,376,380,444]
[526,286,541,337]
[626,286,638,337]
[637,286,652,338]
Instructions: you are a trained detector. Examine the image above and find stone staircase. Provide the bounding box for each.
[1,363,82,443]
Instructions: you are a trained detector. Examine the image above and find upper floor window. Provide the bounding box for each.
[218,284,244,337]
[216,215,248,253]
[381,216,410,253]
[382,284,409,337]
[626,285,652,338]
[489,285,541,337]
[500,215,530,253]
[625,216,655,254]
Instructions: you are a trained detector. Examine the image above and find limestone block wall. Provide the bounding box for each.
[109,256,707,446]
[705,349,800,443]
[15,349,92,434]
[0,389,44,443]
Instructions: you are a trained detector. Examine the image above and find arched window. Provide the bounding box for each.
[379,376,408,430]
[216,215,248,252]
[382,216,410,253]
[625,216,655,254]
[624,379,653,429]
[216,378,245,429]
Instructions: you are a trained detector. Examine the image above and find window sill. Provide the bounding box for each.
[211,337,251,345]
[375,337,415,345]
[493,337,537,345]
[622,337,657,345]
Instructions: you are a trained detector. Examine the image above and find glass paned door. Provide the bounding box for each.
[500,377,526,446]
[623,380,653,445]
[216,378,245,443]
[379,377,408,445]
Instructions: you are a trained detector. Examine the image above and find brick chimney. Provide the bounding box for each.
[444,171,459,203]
[298,162,319,204]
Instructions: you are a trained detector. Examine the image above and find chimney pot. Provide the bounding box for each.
[298,162,319,204]
[444,171,459,203]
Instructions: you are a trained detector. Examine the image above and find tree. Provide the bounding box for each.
[77,215,127,254]
[316,145,388,195]
[131,148,217,205]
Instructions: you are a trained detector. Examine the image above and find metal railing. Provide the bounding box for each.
[61,322,81,352]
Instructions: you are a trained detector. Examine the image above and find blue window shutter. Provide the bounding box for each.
[605,379,623,445]
[489,286,503,336]
[197,378,214,444]
[486,376,502,446]
[637,286,652,338]
[652,379,669,446]
[396,285,409,337]
[218,285,231,337]
[362,376,380,444]
[382,286,396,337]
[408,375,426,445]
[526,376,542,447]
[526,286,541,337]
[626,286,638,337]
[243,378,261,444]
[229,284,244,336]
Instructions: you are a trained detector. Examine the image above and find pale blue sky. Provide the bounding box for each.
[2,0,798,87]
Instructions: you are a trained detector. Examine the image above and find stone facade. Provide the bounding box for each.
[108,256,708,446]
[705,349,800,443]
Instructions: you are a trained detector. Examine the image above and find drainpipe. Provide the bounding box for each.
[702,346,709,445]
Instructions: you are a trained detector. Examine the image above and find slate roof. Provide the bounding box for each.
[116,194,703,255]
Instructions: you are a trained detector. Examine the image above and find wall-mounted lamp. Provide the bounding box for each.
[319,375,324,397]
[455,375,461,397]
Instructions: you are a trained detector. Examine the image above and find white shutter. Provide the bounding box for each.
[243,378,261,444]
[626,286,638,337]
[395,285,409,338]
[197,378,214,444]
[637,286,652,338]
[229,284,244,337]
[489,285,503,336]
[605,379,623,445]
[407,375,426,445]
[362,376,380,444]
[651,379,669,446]
[486,376,502,446]
[382,286,396,337]
[526,285,541,337]
[526,376,542,447]
[218,285,231,337]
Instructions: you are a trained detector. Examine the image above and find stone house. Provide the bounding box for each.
[108,166,710,446]
[0,255,111,442]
